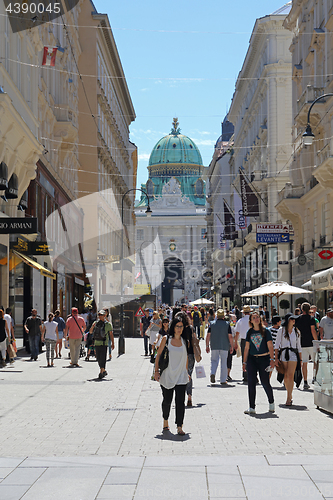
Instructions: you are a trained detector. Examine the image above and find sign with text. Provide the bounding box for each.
[134,284,151,295]
[256,233,290,244]
[0,218,37,234]
[10,240,54,255]
[256,224,292,234]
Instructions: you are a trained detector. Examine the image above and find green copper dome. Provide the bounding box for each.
[149,118,203,166]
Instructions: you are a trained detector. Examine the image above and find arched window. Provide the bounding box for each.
[196,178,204,196]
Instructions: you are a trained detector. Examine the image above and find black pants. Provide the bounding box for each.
[227,349,236,370]
[241,339,247,381]
[247,355,274,409]
[143,333,149,355]
[161,384,186,427]
[95,345,107,369]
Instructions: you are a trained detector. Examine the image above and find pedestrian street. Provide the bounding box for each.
[1,338,333,499]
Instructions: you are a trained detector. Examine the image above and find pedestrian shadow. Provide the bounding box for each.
[155,431,191,442]
[87,377,113,382]
[207,384,236,388]
[278,404,308,411]
[253,412,279,419]
[186,403,206,409]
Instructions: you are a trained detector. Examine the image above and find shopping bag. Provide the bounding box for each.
[12,340,17,353]
[236,343,241,357]
[195,364,206,378]
[7,343,15,359]
[64,338,70,349]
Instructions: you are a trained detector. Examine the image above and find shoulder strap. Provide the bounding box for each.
[72,315,82,332]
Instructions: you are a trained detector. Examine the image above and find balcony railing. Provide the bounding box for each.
[278,183,305,203]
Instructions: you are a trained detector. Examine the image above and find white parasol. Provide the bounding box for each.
[241,281,311,314]
[189,298,214,306]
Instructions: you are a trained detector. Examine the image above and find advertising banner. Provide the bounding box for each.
[239,170,259,217]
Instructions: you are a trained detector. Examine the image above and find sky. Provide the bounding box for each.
[97,0,291,189]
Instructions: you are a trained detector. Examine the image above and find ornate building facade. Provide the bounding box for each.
[277,0,333,312]
[224,4,293,308]
[135,119,208,305]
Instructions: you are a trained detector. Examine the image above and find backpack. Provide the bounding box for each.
[193,311,200,325]
[93,320,106,341]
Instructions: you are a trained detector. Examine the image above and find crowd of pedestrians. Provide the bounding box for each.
[0,305,115,381]
[144,300,333,434]
[1,298,333,436]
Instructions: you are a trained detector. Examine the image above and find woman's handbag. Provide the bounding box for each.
[158,338,169,374]
[276,360,285,374]
[191,331,202,362]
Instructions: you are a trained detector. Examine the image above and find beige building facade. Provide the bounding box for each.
[77,0,137,311]
[216,6,293,308]
[0,5,43,320]
[277,0,333,312]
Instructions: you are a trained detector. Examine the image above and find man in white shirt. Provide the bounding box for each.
[319,309,333,340]
[235,305,252,382]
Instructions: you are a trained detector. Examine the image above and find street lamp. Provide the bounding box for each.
[302,93,333,146]
[119,188,151,355]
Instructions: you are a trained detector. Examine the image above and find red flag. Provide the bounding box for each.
[42,47,58,67]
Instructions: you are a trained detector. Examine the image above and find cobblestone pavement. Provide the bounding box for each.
[1,338,333,499]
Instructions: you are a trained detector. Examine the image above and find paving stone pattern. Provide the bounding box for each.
[1,338,333,499]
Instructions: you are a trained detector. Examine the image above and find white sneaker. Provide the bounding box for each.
[269,403,275,413]
[244,408,256,414]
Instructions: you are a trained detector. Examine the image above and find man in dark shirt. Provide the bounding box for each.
[296,302,317,389]
[140,308,152,356]
[24,309,42,361]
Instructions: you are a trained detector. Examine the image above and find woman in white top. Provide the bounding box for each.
[154,317,189,436]
[41,313,59,367]
[274,313,302,406]
[147,311,162,350]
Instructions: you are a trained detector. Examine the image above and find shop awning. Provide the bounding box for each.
[12,250,56,280]
[311,267,333,291]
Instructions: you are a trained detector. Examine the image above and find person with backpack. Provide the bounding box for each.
[191,306,202,339]
[64,307,86,367]
[90,310,114,379]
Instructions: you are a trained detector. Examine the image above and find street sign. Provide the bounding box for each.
[135,307,145,317]
[256,224,292,234]
[134,284,151,295]
[256,233,290,243]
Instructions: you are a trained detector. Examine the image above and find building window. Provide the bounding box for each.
[137,229,144,241]
[196,179,204,196]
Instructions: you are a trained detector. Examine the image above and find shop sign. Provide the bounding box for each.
[256,224,292,233]
[10,240,54,255]
[0,217,37,234]
[314,247,333,271]
[256,233,289,243]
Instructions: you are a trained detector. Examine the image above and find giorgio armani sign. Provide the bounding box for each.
[0,218,38,234]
